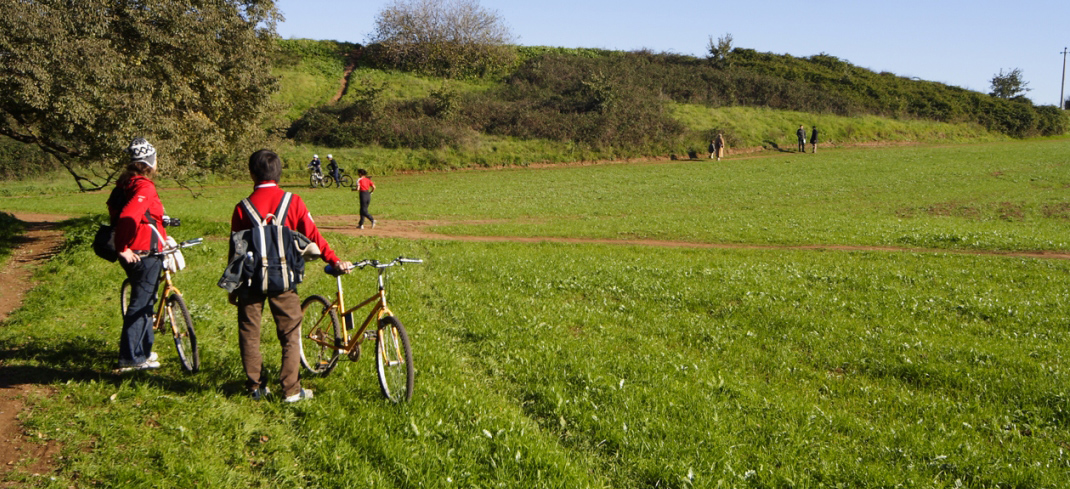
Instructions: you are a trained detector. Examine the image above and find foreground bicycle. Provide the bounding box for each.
[120,238,203,372]
[299,256,422,402]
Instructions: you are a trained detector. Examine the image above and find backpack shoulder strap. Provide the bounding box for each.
[241,198,265,227]
[273,192,294,228]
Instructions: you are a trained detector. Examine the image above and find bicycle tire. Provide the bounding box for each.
[120,279,132,316]
[340,175,353,188]
[375,316,413,402]
[309,173,318,188]
[299,295,341,376]
[166,293,199,373]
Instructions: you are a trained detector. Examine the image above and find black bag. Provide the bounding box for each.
[92,224,118,262]
[93,185,129,262]
[218,192,319,295]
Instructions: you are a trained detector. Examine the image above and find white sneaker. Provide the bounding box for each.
[284,388,314,403]
[117,360,161,372]
[251,386,271,401]
[147,352,158,363]
[371,220,376,228]
[358,224,364,229]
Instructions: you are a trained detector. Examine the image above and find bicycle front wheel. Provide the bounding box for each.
[310,174,318,188]
[340,175,353,188]
[300,295,341,376]
[120,279,132,316]
[165,293,199,373]
[375,316,413,402]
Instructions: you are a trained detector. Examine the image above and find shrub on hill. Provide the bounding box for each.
[287,44,1067,156]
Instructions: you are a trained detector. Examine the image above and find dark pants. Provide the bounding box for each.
[237,289,304,397]
[358,191,374,226]
[120,255,162,365]
[798,139,806,152]
[331,170,341,186]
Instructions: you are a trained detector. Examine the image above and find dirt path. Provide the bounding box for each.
[316,216,1070,261]
[0,213,66,483]
[329,47,363,104]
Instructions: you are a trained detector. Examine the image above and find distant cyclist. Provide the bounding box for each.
[326,154,341,187]
[308,154,322,176]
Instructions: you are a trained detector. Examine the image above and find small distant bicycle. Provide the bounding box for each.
[299,256,422,402]
[309,164,326,188]
[120,237,203,372]
[333,168,353,188]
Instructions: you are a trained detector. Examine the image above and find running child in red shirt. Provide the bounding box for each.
[355,168,376,229]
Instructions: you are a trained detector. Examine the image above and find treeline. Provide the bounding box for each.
[288,43,1069,153]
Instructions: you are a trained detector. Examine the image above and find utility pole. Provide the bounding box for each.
[1062,47,1068,109]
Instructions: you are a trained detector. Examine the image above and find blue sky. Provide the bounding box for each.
[276,0,1070,106]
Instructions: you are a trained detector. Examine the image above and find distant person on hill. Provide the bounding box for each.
[355,168,376,229]
[708,138,716,159]
[326,154,340,187]
[714,133,726,161]
[796,125,806,152]
[810,126,819,153]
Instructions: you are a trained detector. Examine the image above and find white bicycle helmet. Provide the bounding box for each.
[327,154,333,158]
[313,154,319,158]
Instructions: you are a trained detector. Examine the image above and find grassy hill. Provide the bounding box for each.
[267,39,1066,176]
[2,39,1066,181]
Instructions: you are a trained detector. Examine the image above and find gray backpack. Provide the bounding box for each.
[218,193,319,295]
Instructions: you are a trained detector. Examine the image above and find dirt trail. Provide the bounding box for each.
[316,216,1070,261]
[0,213,66,482]
[329,48,363,104]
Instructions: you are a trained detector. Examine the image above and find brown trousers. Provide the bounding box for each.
[237,289,303,397]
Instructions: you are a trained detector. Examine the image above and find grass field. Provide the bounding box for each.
[1,140,1069,487]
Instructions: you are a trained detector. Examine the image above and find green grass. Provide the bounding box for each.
[671,105,1007,150]
[2,140,1070,487]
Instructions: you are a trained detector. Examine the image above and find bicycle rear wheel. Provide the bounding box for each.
[120,279,132,316]
[166,293,199,373]
[340,175,353,188]
[375,316,413,402]
[300,295,341,376]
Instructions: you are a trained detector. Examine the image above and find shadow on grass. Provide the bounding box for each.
[0,336,205,394]
[763,140,793,153]
[0,212,29,260]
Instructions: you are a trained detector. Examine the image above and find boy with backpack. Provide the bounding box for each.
[228,149,351,402]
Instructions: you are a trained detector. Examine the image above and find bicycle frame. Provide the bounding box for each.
[151,269,181,333]
[304,258,420,356]
[330,267,393,354]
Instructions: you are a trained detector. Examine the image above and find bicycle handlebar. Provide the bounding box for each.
[155,238,203,256]
[324,256,423,275]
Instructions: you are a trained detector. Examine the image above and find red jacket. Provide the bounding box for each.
[109,175,168,253]
[231,182,340,265]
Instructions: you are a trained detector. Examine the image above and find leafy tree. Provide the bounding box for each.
[989,68,1031,99]
[0,0,280,190]
[369,0,515,78]
[706,33,733,69]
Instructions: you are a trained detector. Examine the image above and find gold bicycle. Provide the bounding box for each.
[120,238,203,372]
[299,256,423,402]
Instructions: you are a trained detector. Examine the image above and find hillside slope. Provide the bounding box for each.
[271,39,1063,174]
